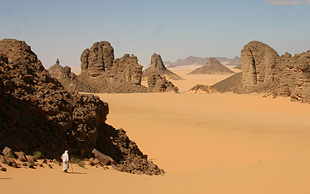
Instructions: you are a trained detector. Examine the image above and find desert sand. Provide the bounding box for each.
[2,70,310,194]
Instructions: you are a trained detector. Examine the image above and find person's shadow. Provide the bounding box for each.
[67,172,87,175]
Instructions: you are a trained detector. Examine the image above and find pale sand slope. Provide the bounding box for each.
[141,65,240,93]
[2,92,310,194]
[169,66,241,93]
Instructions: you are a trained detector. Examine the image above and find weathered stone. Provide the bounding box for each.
[92,149,115,166]
[14,151,27,162]
[2,147,14,157]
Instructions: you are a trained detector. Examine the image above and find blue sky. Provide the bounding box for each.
[1,0,310,70]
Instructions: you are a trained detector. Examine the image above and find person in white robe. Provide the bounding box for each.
[61,150,69,173]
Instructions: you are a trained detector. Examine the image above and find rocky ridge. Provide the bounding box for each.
[0,39,163,175]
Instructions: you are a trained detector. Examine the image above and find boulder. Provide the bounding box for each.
[14,151,27,162]
[92,149,115,166]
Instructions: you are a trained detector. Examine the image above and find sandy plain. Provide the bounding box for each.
[1,67,310,194]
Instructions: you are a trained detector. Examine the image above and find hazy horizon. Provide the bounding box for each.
[1,0,310,69]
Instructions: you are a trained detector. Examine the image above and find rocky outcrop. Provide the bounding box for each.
[0,39,163,175]
[48,41,147,93]
[79,41,145,91]
[188,57,235,74]
[81,41,114,77]
[147,73,179,93]
[240,41,310,102]
[47,59,78,91]
[187,41,310,103]
[143,53,183,80]
[241,41,279,90]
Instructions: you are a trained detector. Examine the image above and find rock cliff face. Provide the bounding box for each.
[241,41,310,102]
[0,39,163,175]
[188,57,235,74]
[241,41,279,90]
[147,73,179,93]
[143,53,183,80]
[81,41,114,77]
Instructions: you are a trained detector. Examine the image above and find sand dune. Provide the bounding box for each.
[2,74,310,194]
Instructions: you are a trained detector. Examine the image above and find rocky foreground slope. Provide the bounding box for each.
[0,39,163,175]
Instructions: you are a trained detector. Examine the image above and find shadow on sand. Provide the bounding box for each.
[67,172,87,175]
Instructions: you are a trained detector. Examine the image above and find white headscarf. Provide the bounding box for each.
[61,150,69,162]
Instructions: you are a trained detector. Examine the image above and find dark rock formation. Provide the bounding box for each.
[0,39,163,175]
[143,53,183,80]
[188,57,235,74]
[147,73,179,93]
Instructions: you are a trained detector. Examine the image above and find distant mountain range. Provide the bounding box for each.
[165,56,240,68]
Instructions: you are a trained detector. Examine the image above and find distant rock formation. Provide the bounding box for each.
[167,56,236,68]
[143,53,183,80]
[241,41,310,102]
[188,57,235,74]
[168,56,208,68]
[235,63,242,69]
[49,41,147,93]
[147,73,179,93]
[188,41,310,103]
[0,39,164,175]
[48,59,77,91]
[226,56,241,67]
